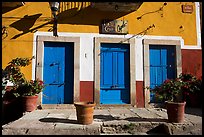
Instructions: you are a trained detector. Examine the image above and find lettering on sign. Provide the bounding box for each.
[182,5,193,13]
[101,20,128,34]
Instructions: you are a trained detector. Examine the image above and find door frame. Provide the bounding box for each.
[94,37,136,106]
[35,36,80,107]
[143,39,182,108]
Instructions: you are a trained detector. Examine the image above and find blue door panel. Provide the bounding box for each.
[100,89,129,104]
[43,42,74,104]
[113,52,117,85]
[149,45,176,102]
[101,52,114,87]
[100,43,130,104]
[64,45,74,104]
[161,48,167,81]
[167,47,176,80]
[43,46,65,104]
[117,52,125,87]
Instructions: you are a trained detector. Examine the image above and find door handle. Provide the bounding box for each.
[49,83,65,87]
[111,85,115,89]
[58,83,65,87]
[111,85,118,89]
[50,62,60,66]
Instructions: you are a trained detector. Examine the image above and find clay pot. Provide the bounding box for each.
[2,97,23,124]
[74,102,96,125]
[22,95,38,112]
[166,101,186,123]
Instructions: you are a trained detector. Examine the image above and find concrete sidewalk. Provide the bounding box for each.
[2,107,202,135]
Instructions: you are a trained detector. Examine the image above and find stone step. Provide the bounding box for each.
[101,122,196,135]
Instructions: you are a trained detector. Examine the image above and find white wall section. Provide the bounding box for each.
[34,31,198,82]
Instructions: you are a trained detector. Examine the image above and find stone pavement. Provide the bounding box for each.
[2,106,202,135]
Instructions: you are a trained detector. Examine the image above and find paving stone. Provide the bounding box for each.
[108,108,135,115]
[27,129,87,135]
[93,110,114,122]
[109,108,136,119]
[55,122,85,129]
[21,111,49,120]
[147,108,168,119]
[2,128,28,135]
[2,108,202,135]
[130,108,159,119]
[68,111,77,120]
[184,113,202,124]
[132,132,148,135]
[94,109,110,115]
[46,113,68,119]
[101,132,133,135]
[3,119,52,129]
[93,109,110,122]
[84,121,102,135]
[103,120,130,126]
[102,126,116,133]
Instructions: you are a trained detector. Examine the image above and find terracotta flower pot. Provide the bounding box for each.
[166,101,186,123]
[74,102,96,125]
[22,95,38,112]
[2,97,23,124]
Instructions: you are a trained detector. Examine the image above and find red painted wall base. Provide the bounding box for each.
[136,81,145,108]
[181,49,202,79]
[80,81,94,102]
[79,49,202,107]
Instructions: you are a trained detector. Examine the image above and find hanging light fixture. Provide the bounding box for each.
[49,2,60,37]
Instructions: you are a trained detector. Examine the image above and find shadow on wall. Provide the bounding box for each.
[2,5,23,14]
[7,2,142,39]
[10,14,42,33]
[9,13,53,39]
[57,5,136,26]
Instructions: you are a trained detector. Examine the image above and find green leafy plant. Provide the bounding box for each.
[14,79,44,96]
[149,73,202,103]
[179,73,202,95]
[3,57,45,97]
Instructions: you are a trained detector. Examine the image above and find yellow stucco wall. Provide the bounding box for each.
[2,2,198,80]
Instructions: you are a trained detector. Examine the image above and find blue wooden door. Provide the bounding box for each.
[100,43,130,104]
[149,45,176,102]
[43,42,74,104]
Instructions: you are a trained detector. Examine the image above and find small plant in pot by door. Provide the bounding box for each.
[179,73,202,107]
[4,57,45,112]
[74,102,96,125]
[150,74,187,123]
[16,79,44,112]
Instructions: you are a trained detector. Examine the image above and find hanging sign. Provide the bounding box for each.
[101,20,128,34]
[182,5,193,13]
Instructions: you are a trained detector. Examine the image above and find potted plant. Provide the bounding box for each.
[179,73,202,107]
[3,57,45,112]
[150,74,186,123]
[74,101,96,125]
[2,70,25,124]
[150,73,202,123]
[15,79,44,112]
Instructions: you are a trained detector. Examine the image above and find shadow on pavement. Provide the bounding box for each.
[93,115,168,123]
[185,107,202,117]
[39,118,78,124]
